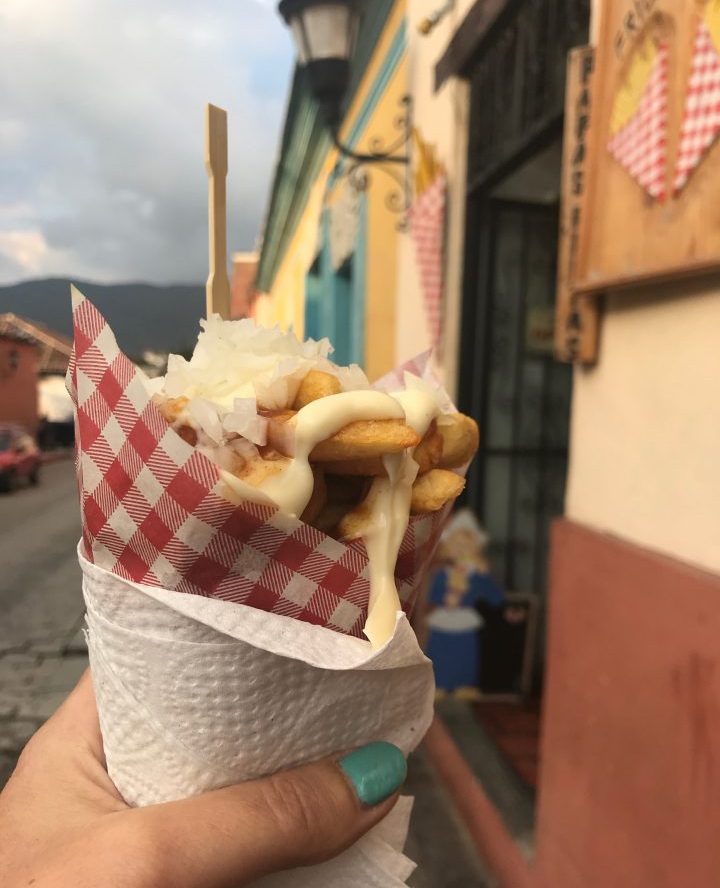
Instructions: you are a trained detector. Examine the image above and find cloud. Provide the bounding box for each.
[0,0,293,284]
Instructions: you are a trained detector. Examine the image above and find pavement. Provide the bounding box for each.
[0,460,490,885]
[0,459,87,785]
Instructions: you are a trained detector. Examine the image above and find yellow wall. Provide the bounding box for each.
[265,1,407,382]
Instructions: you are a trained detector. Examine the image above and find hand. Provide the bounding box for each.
[0,672,407,887]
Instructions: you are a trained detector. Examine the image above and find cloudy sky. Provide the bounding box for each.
[0,0,293,285]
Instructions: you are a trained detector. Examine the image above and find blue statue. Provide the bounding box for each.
[424,510,505,697]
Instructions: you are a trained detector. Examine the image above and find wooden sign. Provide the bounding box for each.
[575,0,720,295]
[555,46,600,364]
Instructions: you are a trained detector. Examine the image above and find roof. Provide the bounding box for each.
[256,0,396,293]
[0,313,73,375]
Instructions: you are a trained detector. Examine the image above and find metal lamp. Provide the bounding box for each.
[278,0,360,128]
[277,0,411,225]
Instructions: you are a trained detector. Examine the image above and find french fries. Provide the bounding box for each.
[336,481,384,541]
[293,370,342,409]
[236,454,289,486]
[157,375,479,539]
[300,469,327,524]
[267,412,421,462]
[437,414,479,469]
[413,421,443,473]
[320,420,443,477]
[410,469,465,515]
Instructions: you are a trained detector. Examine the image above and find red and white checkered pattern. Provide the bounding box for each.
[410,172,447,350]
[66,290,453,639]
[674,20,720,194]
[608,43,669,201]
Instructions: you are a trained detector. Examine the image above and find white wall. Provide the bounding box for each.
[396,0,471,397]
[566,283,720,574]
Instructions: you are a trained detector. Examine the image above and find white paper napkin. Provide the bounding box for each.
[80,547,435,886]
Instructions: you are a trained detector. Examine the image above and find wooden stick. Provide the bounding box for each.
[205,103,232,319]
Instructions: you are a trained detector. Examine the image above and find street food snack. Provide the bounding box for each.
[149,315,478,647]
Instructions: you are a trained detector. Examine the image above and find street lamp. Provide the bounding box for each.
[277,0,410,169]
[278,0,359,130]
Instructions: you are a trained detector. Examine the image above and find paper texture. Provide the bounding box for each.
[67,289,454,640]
[81,551,434,886]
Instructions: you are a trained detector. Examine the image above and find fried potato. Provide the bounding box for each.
[156,396,188,424]
[293,370,342,409]
[320,421,443,477]
[234,455,289,487]
[437,414,479,469]
[300,469,327,524]
[266,412,420,462]
[410,469,465,515]
[413,421,443,473]
[336,482,383,541]
[312,420,420,461]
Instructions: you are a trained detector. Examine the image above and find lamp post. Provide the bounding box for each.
[278,0,411,181]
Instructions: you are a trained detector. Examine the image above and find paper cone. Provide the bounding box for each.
[67,288,457,638]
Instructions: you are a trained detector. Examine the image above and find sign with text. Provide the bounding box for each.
[556,46,599,364]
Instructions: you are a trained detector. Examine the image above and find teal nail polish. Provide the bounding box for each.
[339,741,407,807]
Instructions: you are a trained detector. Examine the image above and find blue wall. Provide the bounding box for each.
[304,196,367,367]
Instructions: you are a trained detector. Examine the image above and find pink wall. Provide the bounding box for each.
[536,520,720,887]
[0,338,38,433]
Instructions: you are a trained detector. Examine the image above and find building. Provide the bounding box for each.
[256,0,408,379]
[257,1,720,885]
[0,332,39,434]
[0,314,73,442]
[230,252,259,320]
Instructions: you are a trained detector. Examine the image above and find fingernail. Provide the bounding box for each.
[339,741,407,807]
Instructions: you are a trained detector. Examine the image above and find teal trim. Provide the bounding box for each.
[304,253,323,342]
[302,196,367,368]
[257,0,405,293]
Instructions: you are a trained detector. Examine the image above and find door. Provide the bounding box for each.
[461,200,571,597]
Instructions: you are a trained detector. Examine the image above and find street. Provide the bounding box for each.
[0,460,488,884]
[0,458,87,785]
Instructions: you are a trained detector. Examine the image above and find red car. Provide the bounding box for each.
[0,424,41,492]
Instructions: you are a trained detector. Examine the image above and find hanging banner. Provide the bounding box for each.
[410,130,446,351]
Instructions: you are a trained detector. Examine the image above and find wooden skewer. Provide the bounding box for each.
[205,103,232,320]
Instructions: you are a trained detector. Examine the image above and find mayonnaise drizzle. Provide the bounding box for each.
[360,388,440,648]
[259,390,405,518]
[258,385,441,650]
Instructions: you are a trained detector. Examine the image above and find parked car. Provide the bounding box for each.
[0,424,41,492]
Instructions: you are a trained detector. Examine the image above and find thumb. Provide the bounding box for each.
[136,742,408,888]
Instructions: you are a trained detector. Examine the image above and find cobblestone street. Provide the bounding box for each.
[0,459,87,785]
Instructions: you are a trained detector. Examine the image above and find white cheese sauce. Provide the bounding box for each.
[259,387,440,649]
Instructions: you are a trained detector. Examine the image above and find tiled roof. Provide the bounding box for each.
[0,313,72,375]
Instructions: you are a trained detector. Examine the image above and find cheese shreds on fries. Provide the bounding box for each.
[151,316,479,648]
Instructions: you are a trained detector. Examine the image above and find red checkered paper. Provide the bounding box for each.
[607,42,669,201]
[674,18,720,194]
[410,172,446,350]
[66,289,453,640]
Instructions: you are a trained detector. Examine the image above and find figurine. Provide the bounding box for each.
[424,509,505,698]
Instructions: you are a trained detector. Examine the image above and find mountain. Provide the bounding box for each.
[0,278,206,359]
